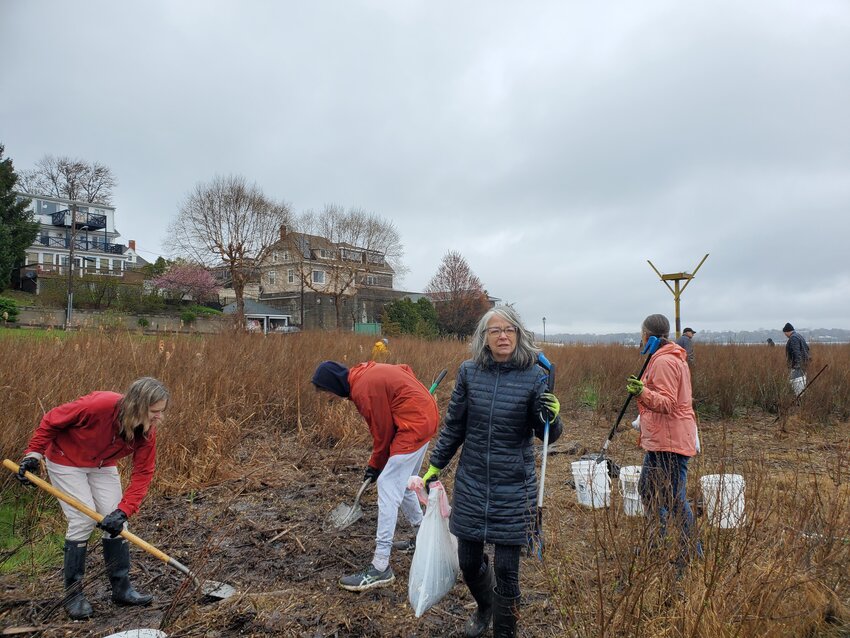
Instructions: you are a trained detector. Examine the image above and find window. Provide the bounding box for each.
[365,275,377,285]
[44,254,55,265]
[341,248,362,262]
[271,252,278,263]
[25,252,38,265]
[287,269,295,284]
[312,270,326,284]
[268,270,277,285]
[283,251,290,261]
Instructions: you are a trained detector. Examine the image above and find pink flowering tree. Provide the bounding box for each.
[152,263,220,302]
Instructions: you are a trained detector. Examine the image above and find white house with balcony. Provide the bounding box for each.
[15,193,146,292]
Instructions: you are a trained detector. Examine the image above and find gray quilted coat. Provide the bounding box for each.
[430,358,563,545]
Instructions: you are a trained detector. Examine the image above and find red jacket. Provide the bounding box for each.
[348,362,440,471]
[636,343,698,457]
[24,392,156,517]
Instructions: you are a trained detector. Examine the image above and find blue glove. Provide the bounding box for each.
[97,509,128,537]
[626,375,644,396]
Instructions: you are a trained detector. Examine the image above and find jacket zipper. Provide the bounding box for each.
[484,366,501,540]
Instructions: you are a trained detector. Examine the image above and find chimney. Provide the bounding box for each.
[280,224,287,241]
[128,240,136,251]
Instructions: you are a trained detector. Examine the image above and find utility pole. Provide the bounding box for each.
[542,317,546,343]
[647,254,709,338]
[64,202,78,330]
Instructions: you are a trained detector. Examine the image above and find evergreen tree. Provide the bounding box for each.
[0,145,39,292]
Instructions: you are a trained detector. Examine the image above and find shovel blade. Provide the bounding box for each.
[327,502,363,530]
[202,580,236,600]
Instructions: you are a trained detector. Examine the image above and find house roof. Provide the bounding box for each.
[223,299,291,318]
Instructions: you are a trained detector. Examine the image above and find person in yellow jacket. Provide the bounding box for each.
[371,338,389,362]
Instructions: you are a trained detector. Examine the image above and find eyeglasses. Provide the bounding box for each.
[486,326,518,337]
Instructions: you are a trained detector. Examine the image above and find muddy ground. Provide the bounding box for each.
[1,411,847,637]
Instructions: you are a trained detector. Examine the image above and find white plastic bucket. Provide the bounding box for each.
[618,465,643,516]
[700,474,746,528]
[571,460,610,508]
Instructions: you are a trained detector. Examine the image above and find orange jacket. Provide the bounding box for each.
[636,342,697,457]
[348,362,439,470]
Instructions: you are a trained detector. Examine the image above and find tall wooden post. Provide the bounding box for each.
[647,254,708,338]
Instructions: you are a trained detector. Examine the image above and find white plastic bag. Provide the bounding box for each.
[406,478,459,617]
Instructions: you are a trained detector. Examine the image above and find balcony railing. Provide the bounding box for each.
[38,236,124,254]
[51,210,107,230]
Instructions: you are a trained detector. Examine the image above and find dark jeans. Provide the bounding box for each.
[638,451,703,562]
[457,537,521,598]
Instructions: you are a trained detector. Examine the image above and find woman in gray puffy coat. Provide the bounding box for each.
[422,306,563,638]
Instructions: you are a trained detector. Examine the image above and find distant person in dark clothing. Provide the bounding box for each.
[783,322,810,396]
[675,328,696,367]
[766,338,775,347]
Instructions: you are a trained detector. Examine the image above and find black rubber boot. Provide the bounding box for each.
[63,540,93,620]
[493,592,520,638]
[463,555,495,638]
[102,537,153,606]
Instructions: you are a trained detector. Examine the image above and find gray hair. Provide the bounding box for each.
[642,314,670,339]
[471,306,540,369]
[118,377,170,440]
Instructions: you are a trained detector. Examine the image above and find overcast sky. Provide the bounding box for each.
[2,1,849,335]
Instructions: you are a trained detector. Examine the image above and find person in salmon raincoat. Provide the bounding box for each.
[15,377,169,619]
[311,360,438,592]
[627,314,702,571]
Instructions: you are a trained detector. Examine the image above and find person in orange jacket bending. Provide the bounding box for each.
[312,360,438,591]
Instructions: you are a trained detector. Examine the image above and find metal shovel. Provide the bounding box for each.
[4,459,235,600]
[326,478,372,531]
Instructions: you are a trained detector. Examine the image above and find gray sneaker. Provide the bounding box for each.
[338,565,395,592]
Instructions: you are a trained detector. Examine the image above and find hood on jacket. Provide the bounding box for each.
[311,361,351,397]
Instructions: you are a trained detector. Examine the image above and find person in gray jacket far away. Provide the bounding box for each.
[783,322,810,396]
[675,327,696,367]
[420,306,563,638]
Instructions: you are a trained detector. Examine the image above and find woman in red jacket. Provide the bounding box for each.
[626,314,702,571]
[16,377,169,620]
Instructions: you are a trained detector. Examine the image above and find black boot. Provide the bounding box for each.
[63,540,93,620]
[463,555,495,638]
[493,592,520,638]
[102,537,153,606]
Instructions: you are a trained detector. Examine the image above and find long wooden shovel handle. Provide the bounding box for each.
[3,458,196,582]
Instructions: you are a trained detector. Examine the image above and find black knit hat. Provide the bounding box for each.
[782,322,794,333]
[311,361,351,397]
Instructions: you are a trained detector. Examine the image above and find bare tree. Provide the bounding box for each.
[294,204,406,329]
[167,175,292,319]
[425,250,491,337]
[19,155,117,204]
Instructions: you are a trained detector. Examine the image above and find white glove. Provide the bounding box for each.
[631,415,641,431]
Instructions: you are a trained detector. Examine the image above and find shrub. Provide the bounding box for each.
[180,310,197,325]
[0,296,18,323]
[137,317,150,328]
[187,304,222,317]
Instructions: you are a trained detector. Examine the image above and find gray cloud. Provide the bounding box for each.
[2,0,848,335]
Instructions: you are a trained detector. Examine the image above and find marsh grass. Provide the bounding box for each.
[1,331,848,636]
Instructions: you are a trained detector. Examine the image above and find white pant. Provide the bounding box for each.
[372,442,429,571]
[46,459,125,541]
